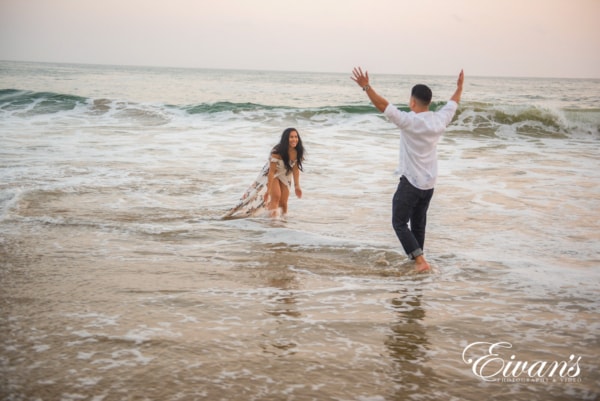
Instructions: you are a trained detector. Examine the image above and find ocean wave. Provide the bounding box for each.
[1,89,598,138]
[0,89,87,115]
[452,103,599,138]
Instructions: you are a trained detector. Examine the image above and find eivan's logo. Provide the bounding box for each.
[462,342,582,382]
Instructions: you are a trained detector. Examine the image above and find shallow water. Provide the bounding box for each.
[1,61,599,400]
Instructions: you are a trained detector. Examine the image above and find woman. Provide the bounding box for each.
[223,128,305,219]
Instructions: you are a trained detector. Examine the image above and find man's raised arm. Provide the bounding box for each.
[450,70,464,104]
[351,67,389,113]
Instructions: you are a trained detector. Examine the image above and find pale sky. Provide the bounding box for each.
[1,0,599,78]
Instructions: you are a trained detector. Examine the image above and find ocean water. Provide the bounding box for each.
[0,60,599,401]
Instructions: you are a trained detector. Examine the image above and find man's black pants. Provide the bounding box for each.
[392,176,434,259]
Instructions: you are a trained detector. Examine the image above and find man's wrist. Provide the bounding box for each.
[362,84,371,91]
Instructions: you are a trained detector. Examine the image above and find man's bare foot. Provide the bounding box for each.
[414,255,431,273]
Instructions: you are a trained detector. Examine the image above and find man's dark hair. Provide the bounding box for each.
[411,84,432,105]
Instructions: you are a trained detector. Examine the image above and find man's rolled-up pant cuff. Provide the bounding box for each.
[409,248,423,260]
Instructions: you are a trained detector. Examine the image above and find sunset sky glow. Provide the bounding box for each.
[1,0,599,78]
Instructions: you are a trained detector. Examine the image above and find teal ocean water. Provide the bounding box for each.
[1,61,599,400]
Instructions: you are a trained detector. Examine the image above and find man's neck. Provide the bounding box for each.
[412,106,429,113]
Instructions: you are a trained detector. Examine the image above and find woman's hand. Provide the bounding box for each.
[295,186,302,199]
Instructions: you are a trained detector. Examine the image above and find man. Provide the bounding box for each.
[351,67,464,272]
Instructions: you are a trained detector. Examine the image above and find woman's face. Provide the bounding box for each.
[288,130,299,148]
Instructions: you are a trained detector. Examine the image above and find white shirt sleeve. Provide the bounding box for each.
[436,100,458,126]
[383,103,410,128]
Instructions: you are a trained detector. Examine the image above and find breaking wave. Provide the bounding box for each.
[1,89,598,138]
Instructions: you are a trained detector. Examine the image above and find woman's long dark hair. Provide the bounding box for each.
[271,127,305,173]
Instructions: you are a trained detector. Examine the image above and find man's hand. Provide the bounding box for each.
[351,66,389,112]
[351,67,369,89]
[451,69,464,104]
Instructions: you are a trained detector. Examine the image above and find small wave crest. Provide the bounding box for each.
[452,102,599,138]
[0,89,87,116]
[0,89,172,126]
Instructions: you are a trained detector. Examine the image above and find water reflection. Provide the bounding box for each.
[264,269,300,319]
[260,268,301,356]
[385,288,435,398]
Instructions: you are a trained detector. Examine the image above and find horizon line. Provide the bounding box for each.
[1,58,598,81]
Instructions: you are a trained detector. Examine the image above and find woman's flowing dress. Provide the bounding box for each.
[222,156,294,219]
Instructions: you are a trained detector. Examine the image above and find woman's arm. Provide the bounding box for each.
[293,163,302,198]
